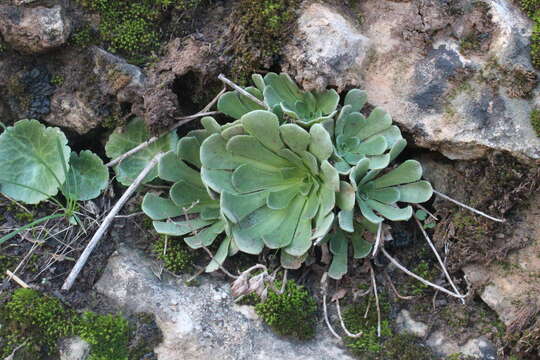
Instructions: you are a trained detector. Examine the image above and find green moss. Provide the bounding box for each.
[383,334,435,360]
[71,25,96,48]
[255,280,317,340]
[0,288,75,357]
[77,312,129,360]
[520,1,540,68]
[0,255,18,275]
[228,0,300,83]
[531,108,540,137]
[399,260,437,296]
[0,289,144,360]
[153,236,193,274]
[342,296,392,358]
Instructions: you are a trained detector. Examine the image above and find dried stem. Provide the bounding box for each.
[6,270,29,288]
[218,74,269,109]
[369,264,381,337]
[414,203,438,220]
[201,245,238,279]
[106,111,218,167]
[372,222,383,258]
[381,248,467,299]
[336,299,363,338]
[62,153,165,291]
[323,293,342,340]
[414,215,465,304]
[433,190,505,222]
[321,273,342,340]
[383,271,414,300]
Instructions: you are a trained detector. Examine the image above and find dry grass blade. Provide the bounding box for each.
[433,190,505,222]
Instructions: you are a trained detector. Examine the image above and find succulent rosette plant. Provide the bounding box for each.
[141,117,231,272]
[322,88,406,174]
[217,73,340,126]
[200,110,340,268]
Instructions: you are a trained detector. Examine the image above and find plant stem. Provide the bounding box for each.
[414,215,465,304]
[218,74,270,109]
[0,213,65,245]
[433,190,505,222]
[62,152,165,291]
[381,248,467,299]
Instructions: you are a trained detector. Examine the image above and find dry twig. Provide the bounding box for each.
[62,152,165,291]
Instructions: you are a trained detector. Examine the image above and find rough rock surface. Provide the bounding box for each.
[59,337,90,360]
[287,0,540,162]
[143,38,222,133]
[0,5,71,54]
[94,245,354,360]
[463,192,540,327]
[45,46,145,134]
[282,3,371,92]
[396,309,497,359]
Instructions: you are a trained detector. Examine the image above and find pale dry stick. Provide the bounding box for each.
[415,203,438,220]
[62,152,165,291]
[336,299,363,338]
[323,293,342,340]
[106,111,219,167]
[383,271,415,300]
[413,215,465,304]
[381,248,467,299]
[201,245,239,279]
[369,264,381,337]
[218,74,270,110]
[321,272,342,340]
[363,296,371,319]
[371,222,383,258]
[6,270,29,288]
[433,190,505,222]
[106,85,225,168]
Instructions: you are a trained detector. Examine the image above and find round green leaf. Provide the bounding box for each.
[62,150,109,201]
[0,119,70,204]
[105,118,177,186]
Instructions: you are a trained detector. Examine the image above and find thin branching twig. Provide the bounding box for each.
[336,298,363,338]
[62,152,165,291]
[383,271,414,300]
[372,222,383,258]
[218,74,269,109]
[381,248,467,299]
[321,273,342,340]
[413,215,465,304]
[369,264,381,337]
[433,190,505,222]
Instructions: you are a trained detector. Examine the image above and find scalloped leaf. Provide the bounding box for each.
[105,118,177,186]
[62,151,109,201]
[0,119,70,204]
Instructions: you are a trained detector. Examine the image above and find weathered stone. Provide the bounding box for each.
[358,0,540,162]
[45,46,145,134]
[426,331,497,359]
[396,309,428,338]
[59,337,90,360]
[94,245,354,360]
[0,5,71,54]
[282,3,371,92]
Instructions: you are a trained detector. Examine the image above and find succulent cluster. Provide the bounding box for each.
[141,72,434,278]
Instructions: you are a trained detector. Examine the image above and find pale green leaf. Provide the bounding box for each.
[62,150,109,201]
[105,118,176,186]
[0,119,70,204]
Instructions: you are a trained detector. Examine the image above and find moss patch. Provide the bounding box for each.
[531,108,540,137]
[226,0,300,83]
[0,289,160,359]
[255,280,317,340]
[0,288,76,358]
[152,235,193,274]
[519,0,540,68]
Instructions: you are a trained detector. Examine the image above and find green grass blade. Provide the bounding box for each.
[0,213,65,245]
